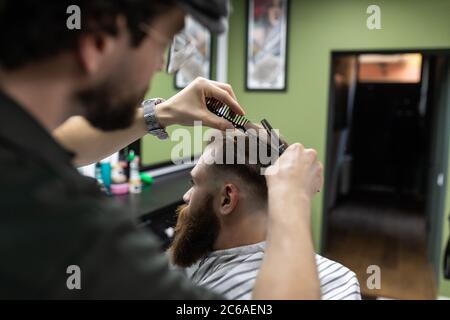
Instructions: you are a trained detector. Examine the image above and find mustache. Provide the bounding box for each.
[176,204,188,217]
[175,204,189,228]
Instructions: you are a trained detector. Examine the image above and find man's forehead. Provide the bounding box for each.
[193,152,212,178]
[193,140,227,181]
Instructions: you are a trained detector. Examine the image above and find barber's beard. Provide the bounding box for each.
[169,196,220,268]
[76,78,147,131]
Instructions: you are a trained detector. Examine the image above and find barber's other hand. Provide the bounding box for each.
[153,77,245,130]
[265,143,323,201]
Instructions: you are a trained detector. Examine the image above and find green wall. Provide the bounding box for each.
[141,39,217,165]
[144,0,450,296]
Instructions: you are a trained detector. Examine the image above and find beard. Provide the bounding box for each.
[76,78,147,131]
[169,195,220,268]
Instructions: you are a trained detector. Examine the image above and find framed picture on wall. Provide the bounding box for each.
[168,16,213,89]
[245,0,289,91]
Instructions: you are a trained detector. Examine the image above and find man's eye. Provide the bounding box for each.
[189,179,195,186]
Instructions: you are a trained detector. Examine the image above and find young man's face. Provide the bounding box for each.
[168,133,271,267]
[77,7,185,131]
[169,150,222,267]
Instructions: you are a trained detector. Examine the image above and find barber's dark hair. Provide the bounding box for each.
[206,132,277,206]
[0,0,177,70]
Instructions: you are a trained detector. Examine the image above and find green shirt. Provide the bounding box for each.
[0,91,222,299]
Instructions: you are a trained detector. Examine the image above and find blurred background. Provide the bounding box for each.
[111,0,450,299]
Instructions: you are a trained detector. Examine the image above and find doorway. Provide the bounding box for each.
[322,50,450,299]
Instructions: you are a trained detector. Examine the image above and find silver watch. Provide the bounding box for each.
[142,98,169,140]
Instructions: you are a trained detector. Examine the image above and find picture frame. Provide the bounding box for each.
[168,16,213,90]
[245,0,289,91]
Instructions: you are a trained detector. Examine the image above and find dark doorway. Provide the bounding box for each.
[322,50,450,299]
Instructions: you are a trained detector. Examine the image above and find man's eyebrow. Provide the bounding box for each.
[175,18,185,34]
[180,17,186,30]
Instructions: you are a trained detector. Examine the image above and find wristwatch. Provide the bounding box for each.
[142,98,169,140]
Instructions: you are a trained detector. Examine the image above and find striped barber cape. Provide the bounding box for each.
[184,241,361,300]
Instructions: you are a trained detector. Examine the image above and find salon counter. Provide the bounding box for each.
[111,169,190,246]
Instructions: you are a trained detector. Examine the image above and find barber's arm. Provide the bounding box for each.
[53,77,243,167]
[53,110,147,167]
[253,144,323,299]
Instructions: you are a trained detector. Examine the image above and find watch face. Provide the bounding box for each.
[158,131,169,140]
[149,129,168,140]
[142,98,168,139]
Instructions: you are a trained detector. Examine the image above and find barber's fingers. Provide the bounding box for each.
[314,161,324,192]
[265,143,304,175]
[208,80,239,102]
[201,80,245,116]
[200,110,235,131]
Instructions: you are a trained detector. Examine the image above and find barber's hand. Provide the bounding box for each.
[154,77,245,130]
[265,143,323,201]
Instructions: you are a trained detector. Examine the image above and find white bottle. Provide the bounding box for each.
[129,155,142,194]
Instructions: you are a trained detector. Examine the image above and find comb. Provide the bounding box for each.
[205,97,250,131]
[261,119,288,155]
[205,98,288,160]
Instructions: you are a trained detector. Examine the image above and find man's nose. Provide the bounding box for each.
[183,188,192,204]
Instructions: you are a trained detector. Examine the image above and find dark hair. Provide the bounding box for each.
[206,131,278,206]
[0,0,177,70]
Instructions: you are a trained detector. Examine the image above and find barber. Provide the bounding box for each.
[0,0,322,299]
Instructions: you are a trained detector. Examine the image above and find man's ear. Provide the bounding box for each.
[77,33,107,74]
[218,184,239,216]
[76,16,127,75]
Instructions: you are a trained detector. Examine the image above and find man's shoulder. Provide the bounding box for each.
[315,254,357,276]
[185,244,265,286]
[0,143,63,192]
[0,151,130,236]
[0,142,102,208]
[0,144,137,248]
[0,158,166,298]
[315,254,361,300]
